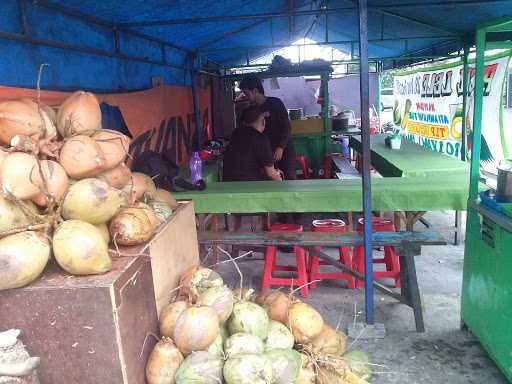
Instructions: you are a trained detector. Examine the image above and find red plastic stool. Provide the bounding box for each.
[262,223,309,297]
[295,155,310,179]
[352,217,400,288]
[322,154,337,179]
[309,220,356,289]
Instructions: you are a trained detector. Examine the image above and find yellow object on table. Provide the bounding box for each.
[291,118,329,134]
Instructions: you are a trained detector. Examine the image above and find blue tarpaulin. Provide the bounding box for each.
[0,0,511,90]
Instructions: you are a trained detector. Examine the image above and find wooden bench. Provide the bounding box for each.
[198,230,446,332]
[331,154,361,180]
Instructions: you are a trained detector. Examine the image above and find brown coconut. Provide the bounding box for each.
[172,306,219,355]
[59,135,106,179]
[159,301,189,338]
[0,99,47,145]
[97,162,132,189]
[56,91,101,136]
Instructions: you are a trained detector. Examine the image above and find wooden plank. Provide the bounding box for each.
[198,230,445,247]
[147,201,200,315]
[117,201,201,315]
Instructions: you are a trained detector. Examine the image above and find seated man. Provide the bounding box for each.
[223,105,282,181]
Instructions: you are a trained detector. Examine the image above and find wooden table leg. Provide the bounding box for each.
[394,211,402,231]
[400,241,425,332]
[454,210,462,246]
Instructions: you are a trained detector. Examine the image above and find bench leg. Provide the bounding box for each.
[454,210,462,246]
[400,242,425,332]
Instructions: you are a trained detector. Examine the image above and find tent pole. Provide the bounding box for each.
[377,63,382,119]
[358,0,374,325]
[190,55,203,151]
[461,43,470,162]
[321,73,330,165]
[469,29,486,199]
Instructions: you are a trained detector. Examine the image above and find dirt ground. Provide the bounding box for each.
[213,210,509,384]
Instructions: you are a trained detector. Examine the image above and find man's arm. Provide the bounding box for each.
[273,98,292,160]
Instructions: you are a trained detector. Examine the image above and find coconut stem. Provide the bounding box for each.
[0,222,49,238]
[288,280,320,298]
[216,246,244,300]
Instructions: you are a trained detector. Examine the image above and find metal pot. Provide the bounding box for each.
[497,159,512,202]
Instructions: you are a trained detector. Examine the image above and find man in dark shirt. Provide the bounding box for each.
[239,76,296,181]
[223,106,282,182]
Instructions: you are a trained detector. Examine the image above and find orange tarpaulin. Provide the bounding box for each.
[0,85,211,165]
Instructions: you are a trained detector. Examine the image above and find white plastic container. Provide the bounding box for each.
[390,137,401,150]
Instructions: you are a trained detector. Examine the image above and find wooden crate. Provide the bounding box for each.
[136,201,200,315]
[0,256,157,384]
[0,200,200,383]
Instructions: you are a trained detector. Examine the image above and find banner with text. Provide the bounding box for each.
[393,52,511,174]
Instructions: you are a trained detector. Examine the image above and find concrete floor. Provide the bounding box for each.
[212,211,509,383]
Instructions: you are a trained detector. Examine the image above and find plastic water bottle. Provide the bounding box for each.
[189,151,203,184]
[341,137,350,158]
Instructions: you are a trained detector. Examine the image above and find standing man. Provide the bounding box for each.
[239,76,296,181]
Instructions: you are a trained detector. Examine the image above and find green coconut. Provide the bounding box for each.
[228,301,269,340]
[0,195,34,232]
[343,350,372,380]
[206,332,224,358]
[175,351,223,384]
[62,178,126,224]
[196,285,234,323]
[224,333,264,358]
[219,325,229,342]
[94,223,110,245]
[53,219,111,275]
[0,231,50,290]
[265,320,294,351]
[149,201,173,223]
[265,348,302,384]
[223,354,273,384]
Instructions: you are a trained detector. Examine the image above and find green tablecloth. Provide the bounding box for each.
[174,175,471,214]
[350,134,470,178]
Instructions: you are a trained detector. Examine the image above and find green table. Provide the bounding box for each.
[174,175,470,214]
[349,134,470,178]
[350,134,470,241]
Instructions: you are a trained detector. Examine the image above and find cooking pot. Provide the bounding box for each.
[497,159,512,202]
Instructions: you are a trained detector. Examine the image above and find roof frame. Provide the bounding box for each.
[32,0,194,54]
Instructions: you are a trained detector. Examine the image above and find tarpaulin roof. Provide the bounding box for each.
[0,0,511,90]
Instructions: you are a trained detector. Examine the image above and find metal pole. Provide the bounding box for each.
[321,73,330,161]
[469,28,486,200]
[461,43,470,162]
[358,0,374,324]
[377,64,382,119]
[189,55,203,151]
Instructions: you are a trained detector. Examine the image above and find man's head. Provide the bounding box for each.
[239,76,264,103]
[241,105,265,133]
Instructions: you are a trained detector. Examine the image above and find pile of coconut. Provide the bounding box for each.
[147,266,373,384]
[0,90,177,291]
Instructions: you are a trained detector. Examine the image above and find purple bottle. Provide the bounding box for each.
[189,151,203,184]
[341,137,350,158]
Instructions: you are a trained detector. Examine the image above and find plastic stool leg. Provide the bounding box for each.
[262,246,276,291]
[309,246,321,289]
[295,246,309,298]
[339,246,356,289]
[353,246,365,289]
